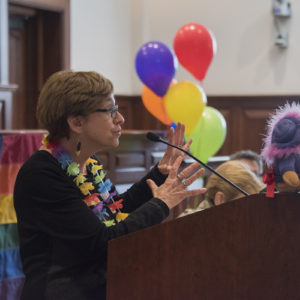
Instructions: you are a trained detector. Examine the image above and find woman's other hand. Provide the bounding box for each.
[147,156,206,210]
[157,122,192,175]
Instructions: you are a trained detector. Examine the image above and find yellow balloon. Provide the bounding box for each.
[165,81,207,134]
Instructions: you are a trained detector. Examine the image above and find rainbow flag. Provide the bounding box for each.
[0,133,43,300]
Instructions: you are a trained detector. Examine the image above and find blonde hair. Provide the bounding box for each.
[204,160,264,205]
[36,71,113,141]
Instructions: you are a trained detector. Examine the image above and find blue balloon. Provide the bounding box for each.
[170,122,177,131]
[135,41,177,97]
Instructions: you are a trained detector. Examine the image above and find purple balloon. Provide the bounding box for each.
[135,41,177,97]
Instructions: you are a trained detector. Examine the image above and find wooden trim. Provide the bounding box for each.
[0,84,18,91]
[36,13,44,90]
[8,0,68,11]
[8,4,36,16]
[62,0,70,69]
[0,101,5,128]
[0,91,13,128]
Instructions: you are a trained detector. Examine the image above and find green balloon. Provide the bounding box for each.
[186,106,227,163]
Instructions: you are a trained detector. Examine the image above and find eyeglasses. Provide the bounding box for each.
[94,105,119,118]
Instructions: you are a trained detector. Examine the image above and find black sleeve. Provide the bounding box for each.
[14,162,169,259]
[118,164,168,212]
[90,154,168,212]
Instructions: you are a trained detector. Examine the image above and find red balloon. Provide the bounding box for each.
[173,23,216,81]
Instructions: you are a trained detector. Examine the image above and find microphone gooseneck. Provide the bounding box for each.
[146,132,161,142]
[146,132,249,196]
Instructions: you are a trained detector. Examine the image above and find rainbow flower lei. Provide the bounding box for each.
[42,135,129,227]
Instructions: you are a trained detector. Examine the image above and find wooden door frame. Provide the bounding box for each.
[9,0,70,69]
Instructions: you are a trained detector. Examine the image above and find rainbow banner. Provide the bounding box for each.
[0,133,43,300]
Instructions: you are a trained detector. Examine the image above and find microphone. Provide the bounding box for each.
[146,132,249,196]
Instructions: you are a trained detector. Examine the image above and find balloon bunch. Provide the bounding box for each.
[135,23,226,162]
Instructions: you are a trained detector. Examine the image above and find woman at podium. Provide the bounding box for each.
[13,71,206,300]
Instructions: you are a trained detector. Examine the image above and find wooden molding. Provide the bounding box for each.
[0,84,18,91]
[9,4,36,15]
[9,0,68,11]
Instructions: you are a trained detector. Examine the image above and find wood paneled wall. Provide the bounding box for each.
[116,95,169,131]
[116,94,300,156]
[0,89,298,157]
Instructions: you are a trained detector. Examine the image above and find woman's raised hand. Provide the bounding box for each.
[147,156,206,210]
[157,122,192,175]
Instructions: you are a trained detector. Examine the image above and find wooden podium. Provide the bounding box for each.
[107,193,300,299]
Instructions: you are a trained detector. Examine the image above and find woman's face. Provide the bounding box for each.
[80,94,125,152]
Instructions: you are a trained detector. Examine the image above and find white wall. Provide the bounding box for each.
[70,0,133,94]
[71,0,300,96]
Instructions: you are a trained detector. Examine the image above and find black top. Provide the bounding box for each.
[14,150,169,300]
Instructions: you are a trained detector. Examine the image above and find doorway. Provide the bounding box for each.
[8,0,69,129]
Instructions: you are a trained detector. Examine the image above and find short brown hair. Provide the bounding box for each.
[36,71,113,141]
[205,160,264,204]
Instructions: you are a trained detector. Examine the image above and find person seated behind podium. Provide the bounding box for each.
[13,71,207,300]
[178,160,264,217]
[229,150,263,178]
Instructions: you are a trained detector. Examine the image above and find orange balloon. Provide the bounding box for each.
[141,85,172,125]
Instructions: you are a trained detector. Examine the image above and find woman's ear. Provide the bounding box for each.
[67,116,84,134]
[214,191,226,206]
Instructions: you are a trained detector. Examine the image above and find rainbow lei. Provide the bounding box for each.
[42,135,129,227]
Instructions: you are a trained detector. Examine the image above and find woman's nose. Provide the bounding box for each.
[114,111,125,125]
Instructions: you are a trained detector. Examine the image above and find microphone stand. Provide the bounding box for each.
[150,135,249,197]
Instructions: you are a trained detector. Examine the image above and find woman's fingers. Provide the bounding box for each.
[182,168,205,187]
[168,126,175,146]
[178,123,185,145]
[152,158,207,209]
[169,156,184,178]
[174,122,185,146]
[163,123,189,167]
[165,127,176,158]
[177,161,202,180]
[146,179,157,192]
[182,138,192,151]
[185,187,207,198]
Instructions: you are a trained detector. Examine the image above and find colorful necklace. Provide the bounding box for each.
[42,135,129,227]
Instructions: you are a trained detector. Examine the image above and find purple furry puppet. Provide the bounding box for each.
[261,102,300,197]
